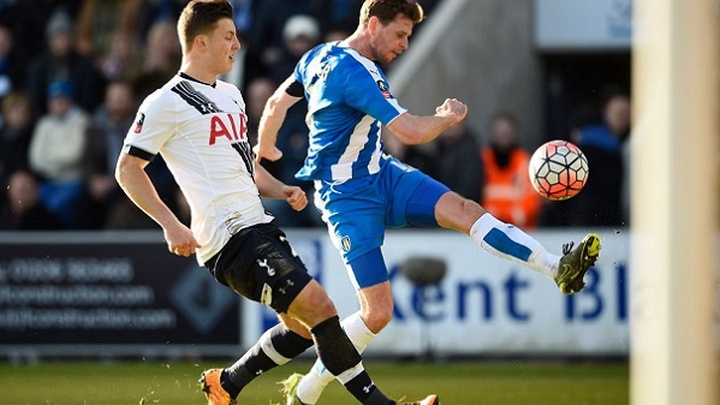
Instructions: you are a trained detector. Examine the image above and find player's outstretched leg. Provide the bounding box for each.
[555,233,601,294]
[434,191,602,295]
[469,214,601,294]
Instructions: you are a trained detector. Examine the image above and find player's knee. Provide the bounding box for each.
[305,284,337,319]
[288,281,338,326]
[361,301,393,333]
[437,192,486,232]
[313,297,337,320]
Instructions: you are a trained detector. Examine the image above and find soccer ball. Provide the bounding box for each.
[528,140,589,201]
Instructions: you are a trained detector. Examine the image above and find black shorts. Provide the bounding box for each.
[205,223,312,313]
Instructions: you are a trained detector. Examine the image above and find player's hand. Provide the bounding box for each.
[436,98,468,124]
[283,185,308,211]
[253,144,283,162]
[163,222,201,257]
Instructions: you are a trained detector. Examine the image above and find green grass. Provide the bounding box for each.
[0,359,628,405]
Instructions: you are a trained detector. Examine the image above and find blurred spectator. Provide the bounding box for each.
[28,80,90,228]
[104,197,160,229]
[82,81,136,228]
[324,27,352,43]
[310,0,363,34]
[130,19,181,99]
[219,31,269,92]
[98,31,138,82]
[136,0,185,41]
[0,25,25,101]
[481,112,541,228]
[245,76,276,145]
[251,0,313,67]
[269,15,321,85]
[396,143,437,180]
[105,155,180,230]
[5,0,86,63]
[434,120,484,203]
[71,0,97,56]
[25,7,105,116]
[0,169,63,230]
[0,92,34,185]
[251,80,321,227]
[260,93,322,227]
[229,0,259,37]
[215,1,271,89]
[565,88,630,227]
[0,0,20,28]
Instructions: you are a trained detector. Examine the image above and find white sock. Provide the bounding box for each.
[470,213,559,278]
[296,312,377,404]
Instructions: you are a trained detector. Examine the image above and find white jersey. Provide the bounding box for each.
[122,73,274,265]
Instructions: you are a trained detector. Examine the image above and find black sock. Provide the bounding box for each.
[220,370,242,399]
[345,371,394,405]
[310,316,393,404]
[223,323,313,397]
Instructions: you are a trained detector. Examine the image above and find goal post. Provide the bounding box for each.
[631,0,719,404]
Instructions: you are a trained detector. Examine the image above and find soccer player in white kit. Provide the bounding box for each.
[115,1,436,404]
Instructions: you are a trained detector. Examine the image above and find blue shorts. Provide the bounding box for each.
[313,156,450,289]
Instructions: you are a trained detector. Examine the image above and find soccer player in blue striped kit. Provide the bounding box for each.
[254,1,602,404]
[116,1,436,404]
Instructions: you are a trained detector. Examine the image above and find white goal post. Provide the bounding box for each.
[631,0,719,404]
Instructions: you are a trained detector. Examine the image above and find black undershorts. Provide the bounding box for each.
[205,223,312,313]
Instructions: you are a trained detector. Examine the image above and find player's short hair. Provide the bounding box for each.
[359,0,425,27]
[177,0,233,53]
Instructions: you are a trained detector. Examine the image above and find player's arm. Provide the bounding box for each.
[115,153,200,257]
[386,98,468,146]
[255,75,304,162]
[253,161,308,211]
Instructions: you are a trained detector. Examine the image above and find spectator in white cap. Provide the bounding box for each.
[269,15,321,84]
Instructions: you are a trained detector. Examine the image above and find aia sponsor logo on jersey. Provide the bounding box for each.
[209,113,248,145]
[133,112,146,134]
[376,80,393,99]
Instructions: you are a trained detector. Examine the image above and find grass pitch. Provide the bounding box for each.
[0,359,628,405]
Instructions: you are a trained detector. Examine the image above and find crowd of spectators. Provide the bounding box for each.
[0,0,376,230]
[396,89,631,231]
[0,0,626,232]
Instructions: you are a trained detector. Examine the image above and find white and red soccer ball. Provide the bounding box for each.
[528,140,589,201]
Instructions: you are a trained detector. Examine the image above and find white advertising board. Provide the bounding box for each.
[535,0,632,51]
[243,229,637,356]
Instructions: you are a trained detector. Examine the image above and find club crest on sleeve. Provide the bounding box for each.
[133,112,146,134]
[341,235,352,252]
[376,80,393,99]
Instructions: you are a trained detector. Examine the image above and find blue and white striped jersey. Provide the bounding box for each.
[292,42,407,181]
